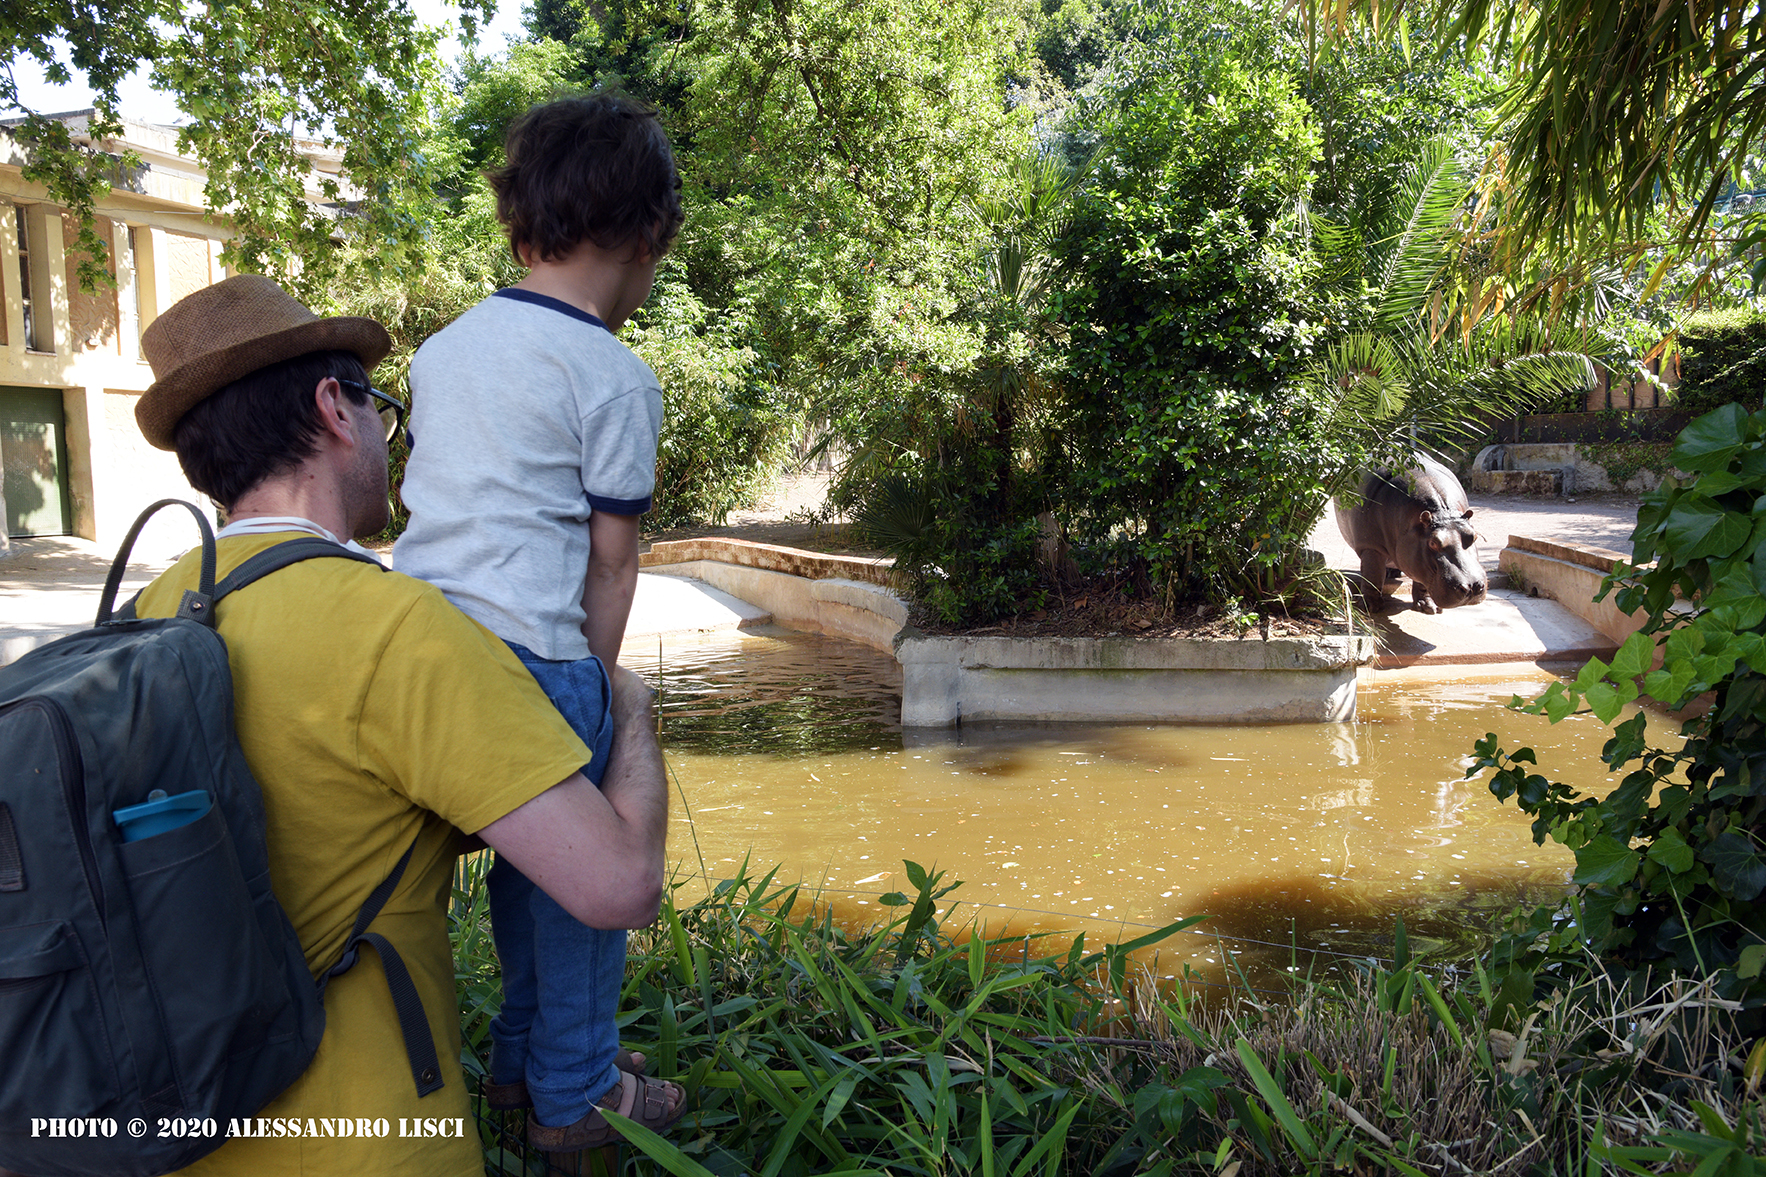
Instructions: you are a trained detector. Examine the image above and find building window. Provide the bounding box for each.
[16,206,38,352]
[121,226,143,345]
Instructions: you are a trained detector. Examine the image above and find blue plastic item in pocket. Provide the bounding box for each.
[113,789,213,843]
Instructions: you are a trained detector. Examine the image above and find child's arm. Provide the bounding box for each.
[583,510,642,667]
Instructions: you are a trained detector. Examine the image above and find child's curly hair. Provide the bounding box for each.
[490,91,684,264]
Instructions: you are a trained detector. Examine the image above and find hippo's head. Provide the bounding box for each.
[1415,507,1487,609]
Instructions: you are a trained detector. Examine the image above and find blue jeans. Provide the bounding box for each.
[487,642,626,1127]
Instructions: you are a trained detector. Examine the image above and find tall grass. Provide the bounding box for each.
[452,857,1766,1176]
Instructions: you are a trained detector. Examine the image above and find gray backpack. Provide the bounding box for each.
[0,501,443,1177]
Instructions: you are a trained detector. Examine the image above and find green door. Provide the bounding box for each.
[1,386,73,537]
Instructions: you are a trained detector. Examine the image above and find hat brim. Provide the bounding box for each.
[137,316,393,450]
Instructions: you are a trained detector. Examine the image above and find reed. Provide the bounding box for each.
[451,858,1765,1176]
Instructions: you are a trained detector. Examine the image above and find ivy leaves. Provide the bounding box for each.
[1471,402,1766,999]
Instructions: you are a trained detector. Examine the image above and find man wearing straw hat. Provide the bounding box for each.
[125,274,676,1175]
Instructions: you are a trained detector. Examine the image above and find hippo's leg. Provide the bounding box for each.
[1411,583,1442,615]
[1355,549,1394,611]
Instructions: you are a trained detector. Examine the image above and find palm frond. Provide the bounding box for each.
[1313,332,1414,424]
[854,472,936,554]
[1407,349,1596,448]
[1372,138,1469,330]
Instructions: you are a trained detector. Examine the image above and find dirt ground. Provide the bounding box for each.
[645,471,1647,638]
[643,472,880,555]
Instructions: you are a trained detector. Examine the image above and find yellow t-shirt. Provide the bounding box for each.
[134,533,592,1176]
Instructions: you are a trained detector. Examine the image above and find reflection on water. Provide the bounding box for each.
[634,627,1623,983]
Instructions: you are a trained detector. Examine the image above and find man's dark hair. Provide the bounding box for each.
[173,350,370,510]
[489,91,684,265]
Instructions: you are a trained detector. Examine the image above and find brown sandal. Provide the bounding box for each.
[528,1070,686,1152]
[483,1048,649,1111]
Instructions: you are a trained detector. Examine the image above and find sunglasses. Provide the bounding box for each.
[336,379,406,448]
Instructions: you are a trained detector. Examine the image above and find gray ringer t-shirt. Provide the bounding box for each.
[393,289,662,661]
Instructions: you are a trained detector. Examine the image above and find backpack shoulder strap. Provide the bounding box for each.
[113,538,384,622]
[317,837,445,1096]
[213,538,386,602]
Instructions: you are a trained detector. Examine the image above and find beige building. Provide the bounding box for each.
[0,112,348,561]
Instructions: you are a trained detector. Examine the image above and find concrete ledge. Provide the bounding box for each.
[645,559,908,653]
[1469,469,1561,495]
[643,538,895,588]
[895,629,1379,726]
[1499,534,1644,645]
[1507,534,1632,574]
[624,572,773,642]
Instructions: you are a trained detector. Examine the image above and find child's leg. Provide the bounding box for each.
[485,855,539,1087]
[524,894,626,1124]
[501,642,625,1125]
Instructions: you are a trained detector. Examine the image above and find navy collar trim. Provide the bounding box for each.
[494,288,611,332]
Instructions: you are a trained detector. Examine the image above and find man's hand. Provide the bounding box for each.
[608,664,655,727]
[475,665,669,929]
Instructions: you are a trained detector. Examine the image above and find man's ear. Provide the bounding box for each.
[313,377,359,447]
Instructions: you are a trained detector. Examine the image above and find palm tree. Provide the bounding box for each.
[1304,136,1597,507]
[854,152,1085,583]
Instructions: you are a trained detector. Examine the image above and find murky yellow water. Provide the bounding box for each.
[635,628,1626,983]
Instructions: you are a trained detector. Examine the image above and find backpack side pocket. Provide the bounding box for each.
[118,804,306,1118]
[0,920,121,1115]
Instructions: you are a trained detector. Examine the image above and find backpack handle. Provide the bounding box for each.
[97,500,217,627]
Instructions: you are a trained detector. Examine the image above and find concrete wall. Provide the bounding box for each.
[641,537,1386,726]
[645,558,906,653]
[1470,442,1680,495]
[641,538,906,652]
[896,631,1377,727]
[1498,535,1644,645]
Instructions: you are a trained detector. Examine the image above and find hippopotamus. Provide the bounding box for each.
[1333,454,1487,614]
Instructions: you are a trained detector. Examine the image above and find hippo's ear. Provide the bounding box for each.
[1462,508,1475,520]
[1416,509,1433,529]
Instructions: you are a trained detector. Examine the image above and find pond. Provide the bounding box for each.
[635,626,1625,989]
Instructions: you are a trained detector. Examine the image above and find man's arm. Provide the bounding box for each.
[583,510,642,667]
[476,666,668,929]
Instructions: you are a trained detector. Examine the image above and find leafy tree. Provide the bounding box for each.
[433,39,581,191]
[635,0,1039,546]
[629,271,801,528]
[851,153,1084,623]
[1473,403,1766,1001]
[1032,0,1135,91]
[3,0,487,298]
[1050,11,1329,609]
[1289,22,1497,224]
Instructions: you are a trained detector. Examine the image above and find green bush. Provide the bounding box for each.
[631,275,801,529]
[1675,309,1766,416]
[1052,45,1331,609]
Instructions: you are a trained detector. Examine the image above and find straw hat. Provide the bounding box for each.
[136,274,392,450]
